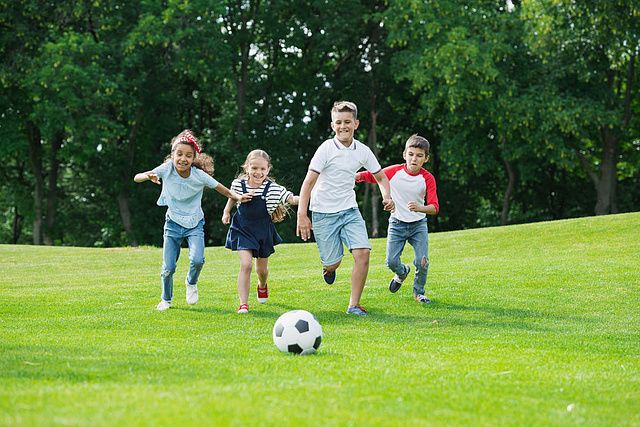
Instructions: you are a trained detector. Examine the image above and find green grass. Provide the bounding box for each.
[1,213,639,427]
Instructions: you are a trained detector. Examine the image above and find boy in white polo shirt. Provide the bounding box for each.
[356,134,439,304]
[297,101,394,316]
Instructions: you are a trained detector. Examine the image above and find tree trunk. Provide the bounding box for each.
[26,121,44,245]
[501,157,515,225]
[594,127,618,215]
[117,193,137,246]
[43,130,63,245]
[12,205,22,244]
[368,86,380,238]
[118,108,143,247]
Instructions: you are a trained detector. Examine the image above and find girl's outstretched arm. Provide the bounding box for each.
[215,183,252,203]
[287,194,300,206]
[134,171,160,184]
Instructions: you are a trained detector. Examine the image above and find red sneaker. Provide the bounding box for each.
[257,284,269,304]
[237,303,249,314]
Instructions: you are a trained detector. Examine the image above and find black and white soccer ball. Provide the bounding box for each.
[272,310,322,355]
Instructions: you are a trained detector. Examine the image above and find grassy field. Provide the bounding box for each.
[1,212,639,426]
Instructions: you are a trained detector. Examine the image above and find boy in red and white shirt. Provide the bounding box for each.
[356,134,439,304]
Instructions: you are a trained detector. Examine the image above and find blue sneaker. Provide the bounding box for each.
[389,264,410,293]
[346,305,368,316]
[322,268,336,285]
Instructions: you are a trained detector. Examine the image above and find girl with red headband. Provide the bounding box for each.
[134,129,251,311]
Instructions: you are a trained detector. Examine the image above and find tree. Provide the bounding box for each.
[522,0,640,215]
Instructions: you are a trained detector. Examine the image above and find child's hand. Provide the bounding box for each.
[222,211,231,225]
[382,197,395,212]
[296,215,313,241]
[238,192,253,203]
[407,201,420,212]
[148,173,160,185]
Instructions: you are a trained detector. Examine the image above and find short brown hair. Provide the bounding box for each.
[405,134,430,154]
[331,101,358,119]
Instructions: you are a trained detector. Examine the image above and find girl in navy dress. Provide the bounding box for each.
[222,150,299,313]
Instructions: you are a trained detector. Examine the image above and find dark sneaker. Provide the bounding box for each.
[414,294,431,304]
[257,284,268,304]
[389,264,410,293]
[322,268,336,285]
[346,305,368,316]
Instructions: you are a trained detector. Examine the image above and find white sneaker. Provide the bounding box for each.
[186,280,199,305]
[156,300,172,311]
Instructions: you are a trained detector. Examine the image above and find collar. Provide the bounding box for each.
[332,137,357,150]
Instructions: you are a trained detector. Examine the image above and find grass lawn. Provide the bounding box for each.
[1,212,639,426]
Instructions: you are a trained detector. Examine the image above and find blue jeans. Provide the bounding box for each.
[386,217,429,296]
[160,218,205,302]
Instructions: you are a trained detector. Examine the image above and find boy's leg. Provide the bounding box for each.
[386,218,409,277]
[340,208,372,311]
[311,211,345,283]
[237,250,253,305]
[185,221,205,286]
[160,223,182,303]
[407,219,429,296]
[350,248,370,307]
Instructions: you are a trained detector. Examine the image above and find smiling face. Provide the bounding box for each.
[330,110,359,146]
[246,156,270,187]
[172,143,196,177]
[403,146,429,174]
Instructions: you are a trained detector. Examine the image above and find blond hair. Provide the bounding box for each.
[238,149,291,223]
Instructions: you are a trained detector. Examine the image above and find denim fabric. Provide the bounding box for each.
[386,217,429,295]
[312,208,371,266]
[160,218,205,302]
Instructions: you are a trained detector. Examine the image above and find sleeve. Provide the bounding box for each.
[424,172,439,214]
[198,169,219,189]
[308,142,327,174]
[362,145,382,174]
[357,165,401,184]
[152,161,171,179]
[230,179,243,196]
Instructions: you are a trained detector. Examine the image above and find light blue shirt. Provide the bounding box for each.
[152,161,219,228]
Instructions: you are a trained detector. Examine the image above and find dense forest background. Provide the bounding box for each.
[1,0,638,247]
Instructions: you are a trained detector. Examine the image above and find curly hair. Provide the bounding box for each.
[165,129,215,176]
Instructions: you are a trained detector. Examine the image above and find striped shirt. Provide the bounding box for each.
[230,179,293,215]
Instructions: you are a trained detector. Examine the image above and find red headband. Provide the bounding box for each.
[177,130,201,153]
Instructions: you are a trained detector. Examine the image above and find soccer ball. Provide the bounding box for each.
[272,310,323,355]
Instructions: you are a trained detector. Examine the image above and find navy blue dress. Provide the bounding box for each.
[225,180,283,258]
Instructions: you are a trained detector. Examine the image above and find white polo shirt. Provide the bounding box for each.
[309,138,382,213]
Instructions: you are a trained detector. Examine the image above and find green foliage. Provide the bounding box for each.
[1,213,639,425]
[0,1,638,245]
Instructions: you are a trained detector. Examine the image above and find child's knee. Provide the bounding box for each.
[415,256,429,271]
[160,268,175,278]
[190,256,205,268]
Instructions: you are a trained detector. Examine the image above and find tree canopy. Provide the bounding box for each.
[1,0,638,246]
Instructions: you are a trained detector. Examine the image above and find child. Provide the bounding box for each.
[296,100,394,316]
[222,149,299,314]
[356,134,439,304]
[134,129,250,311]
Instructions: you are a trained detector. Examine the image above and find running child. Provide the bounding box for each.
[296,100,394,316]
[356,134,439,303]
[222,149,299,314]
[134,129,250,311]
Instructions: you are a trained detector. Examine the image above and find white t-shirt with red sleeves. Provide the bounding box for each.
[309,138,382,213]
[358,164,439,223]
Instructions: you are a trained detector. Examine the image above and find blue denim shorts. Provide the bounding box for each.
[312,208,371,266]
